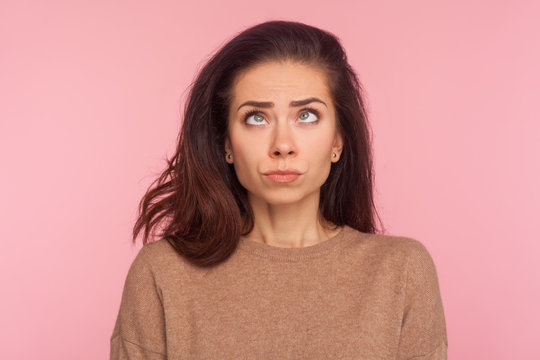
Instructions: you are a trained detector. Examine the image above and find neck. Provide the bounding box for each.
[245,192,341,248]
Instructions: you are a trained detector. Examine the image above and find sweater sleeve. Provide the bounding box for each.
[396,240,448,360]
[110,244,167,359]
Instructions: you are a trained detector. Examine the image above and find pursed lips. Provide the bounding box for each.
[262,169,303,183]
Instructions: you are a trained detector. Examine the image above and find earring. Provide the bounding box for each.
[332,152,337,158]
[226,153,232,161]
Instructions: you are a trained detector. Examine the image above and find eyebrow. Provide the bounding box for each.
[237,97,327,111]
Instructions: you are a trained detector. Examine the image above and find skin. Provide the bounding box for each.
[225,60,344,248]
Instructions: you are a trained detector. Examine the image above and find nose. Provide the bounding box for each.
[269,121,296,158]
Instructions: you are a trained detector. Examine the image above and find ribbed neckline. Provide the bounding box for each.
[236,225,356,261]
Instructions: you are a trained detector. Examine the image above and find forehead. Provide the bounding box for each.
[230,61,332,104]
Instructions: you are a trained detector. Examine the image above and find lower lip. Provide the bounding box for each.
[264,174,301,183]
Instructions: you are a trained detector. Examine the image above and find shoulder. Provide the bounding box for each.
[343,226,435,265]
[134,239,183,266]
[126,239,196,286]
[355,230,442,295]
[341,227,442,289]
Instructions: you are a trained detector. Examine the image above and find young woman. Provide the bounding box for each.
[110,20,448,359]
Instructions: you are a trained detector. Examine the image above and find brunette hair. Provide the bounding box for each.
[133,20,383,267]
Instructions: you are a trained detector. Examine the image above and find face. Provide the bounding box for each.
[225,60,343,207]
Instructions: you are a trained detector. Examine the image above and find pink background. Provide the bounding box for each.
[1,0,538,358]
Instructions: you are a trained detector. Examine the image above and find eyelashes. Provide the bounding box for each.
[242,110,266,125]
[242,107,321,126]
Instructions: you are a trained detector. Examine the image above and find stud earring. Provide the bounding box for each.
[226,153,232,161]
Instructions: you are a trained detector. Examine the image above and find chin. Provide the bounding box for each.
[250,188,317,207]
[262,197,304,206]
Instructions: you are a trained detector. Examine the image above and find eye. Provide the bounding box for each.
[244,111,267,126]
[298,109,320,123]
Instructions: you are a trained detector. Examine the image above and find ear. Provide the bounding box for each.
[331,131,344,162]
[224,137,234,164]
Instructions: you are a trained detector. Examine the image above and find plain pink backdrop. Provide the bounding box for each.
[1,0,538,359]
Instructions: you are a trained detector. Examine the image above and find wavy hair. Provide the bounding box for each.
[133,20,383,267]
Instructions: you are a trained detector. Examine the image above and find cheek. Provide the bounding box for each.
[231,133,259,161]
[230,137,262,181]
[303,132,335,162]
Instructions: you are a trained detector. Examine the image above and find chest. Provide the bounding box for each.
[160,259,407,359]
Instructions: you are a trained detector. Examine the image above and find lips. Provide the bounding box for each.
[263,169,302,184]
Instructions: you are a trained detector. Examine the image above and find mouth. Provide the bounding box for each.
[263,169,303,184]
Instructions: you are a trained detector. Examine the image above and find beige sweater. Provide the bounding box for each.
[110,226,448,359]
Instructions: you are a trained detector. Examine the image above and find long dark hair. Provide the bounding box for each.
[133,20,383,268]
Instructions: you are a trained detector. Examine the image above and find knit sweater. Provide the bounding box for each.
[110,225,448,359]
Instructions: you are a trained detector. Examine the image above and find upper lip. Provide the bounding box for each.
[263,169,302,175]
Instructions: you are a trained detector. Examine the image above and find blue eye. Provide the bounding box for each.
[298,109,320,123]
[244,111,267,126]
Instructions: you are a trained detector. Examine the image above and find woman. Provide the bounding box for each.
[110,20,448,359]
